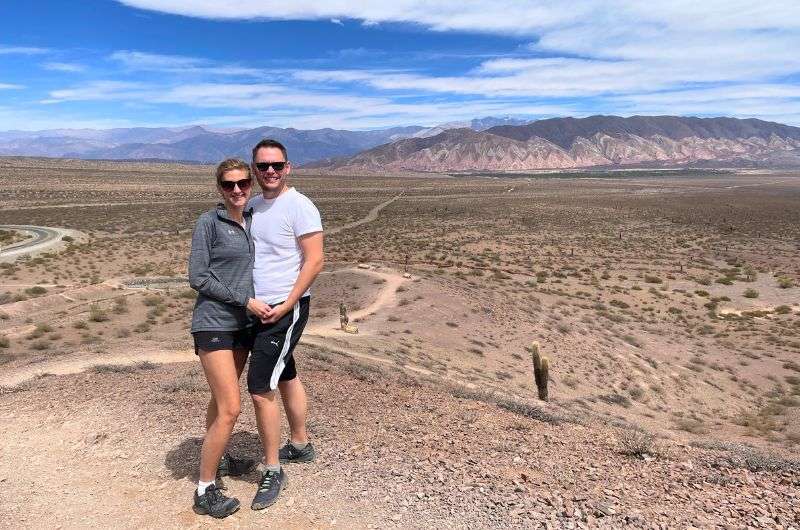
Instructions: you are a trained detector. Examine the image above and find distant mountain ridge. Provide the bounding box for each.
[3,115,799,170]
[322,116,800,172]
[0,125,428,165]
[0,117,525,165]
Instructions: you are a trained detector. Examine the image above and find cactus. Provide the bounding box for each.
[530,341,550,401]
[339,302,349,329]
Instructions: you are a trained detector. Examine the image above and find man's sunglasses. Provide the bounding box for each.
[219,178,252,192]
[255,161,287,172]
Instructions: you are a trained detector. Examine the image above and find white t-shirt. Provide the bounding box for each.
[249,188,323,305]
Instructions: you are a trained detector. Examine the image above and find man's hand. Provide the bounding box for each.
[262,302,291,324]
[247,298,271,320]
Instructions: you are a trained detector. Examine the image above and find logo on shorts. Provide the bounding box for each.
[211,337,220,343]
[270,340,280,347]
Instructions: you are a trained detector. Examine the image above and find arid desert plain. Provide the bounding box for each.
[1,156,799,528]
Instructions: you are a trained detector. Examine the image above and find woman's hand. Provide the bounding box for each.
[261,302,291,324]
[246,298,271,320]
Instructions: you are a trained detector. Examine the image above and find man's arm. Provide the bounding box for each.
[262,231,324,323]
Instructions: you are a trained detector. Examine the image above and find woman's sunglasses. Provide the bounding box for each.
[219,178,252,192]
[255,161,286,172]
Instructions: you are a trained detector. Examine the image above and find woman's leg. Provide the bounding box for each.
[198,349,242,483]
[205,348,249,431]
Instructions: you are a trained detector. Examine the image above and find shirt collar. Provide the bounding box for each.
[216,203,253,221]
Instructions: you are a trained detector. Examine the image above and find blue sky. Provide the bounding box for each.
[1,0,799,130]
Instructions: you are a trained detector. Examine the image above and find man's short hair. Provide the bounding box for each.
[252,138,288,162]
[215,158,251,184]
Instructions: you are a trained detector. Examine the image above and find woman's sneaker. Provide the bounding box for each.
[193,484,240,518]
[278,440,316,464]
[218,452,257,477]
[251,467,287,510]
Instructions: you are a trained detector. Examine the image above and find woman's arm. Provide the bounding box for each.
[188,215,250,307]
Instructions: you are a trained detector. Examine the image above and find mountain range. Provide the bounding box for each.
[1,115,799,170]
[320,116,800,172]
[0,124,431,165]
[0,117,530,165]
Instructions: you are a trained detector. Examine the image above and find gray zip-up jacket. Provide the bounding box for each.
[189,204,254,332]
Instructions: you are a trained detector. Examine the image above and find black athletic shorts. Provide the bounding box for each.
[248,296,310,394]
[192,328,254,355]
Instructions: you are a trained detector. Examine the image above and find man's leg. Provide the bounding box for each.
[251,390,282,466]
[278,376,308,444]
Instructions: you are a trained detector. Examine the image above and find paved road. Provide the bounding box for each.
[0,225,78,262]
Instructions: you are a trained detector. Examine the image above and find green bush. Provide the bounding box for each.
[743,288,759,299]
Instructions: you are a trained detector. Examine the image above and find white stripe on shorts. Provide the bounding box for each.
[269,301,300,391]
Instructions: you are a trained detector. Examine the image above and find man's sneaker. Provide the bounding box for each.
[251,468,287,510]
[193,484,240,518]
[279,440,316,464]
[218,452,257,477]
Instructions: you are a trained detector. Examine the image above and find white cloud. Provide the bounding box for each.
[114,1,581,34]
[0,46,49,55]
[18,2,800,128]
[115,1,800,35]
[38,77,579,128]
[42,62,86,73]
[109,50,264,77]
[610,84,800,125]
[0,83,23,89]
[0,105,136,130]
[42,81,149,103]
[110,50,205,69]
[111,2,800,124]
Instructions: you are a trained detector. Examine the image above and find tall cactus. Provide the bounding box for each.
[339,302,349,329]
[530,341,550,401]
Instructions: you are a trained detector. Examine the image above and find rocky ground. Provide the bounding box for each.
[1,344,798,529]
[2,160,800,528]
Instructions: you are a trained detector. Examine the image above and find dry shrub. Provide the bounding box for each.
[617,429,658,458]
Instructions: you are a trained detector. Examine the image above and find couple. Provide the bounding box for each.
[188,139,323,518]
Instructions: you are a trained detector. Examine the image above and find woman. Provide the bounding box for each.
[188,158,270,518]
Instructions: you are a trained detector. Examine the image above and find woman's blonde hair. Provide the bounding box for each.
[215,158,251,184]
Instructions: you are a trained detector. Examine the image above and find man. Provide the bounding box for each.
[246,138,324,510]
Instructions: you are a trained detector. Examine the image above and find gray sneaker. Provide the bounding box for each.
[251,467,288,510]
[279,440,316,464]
